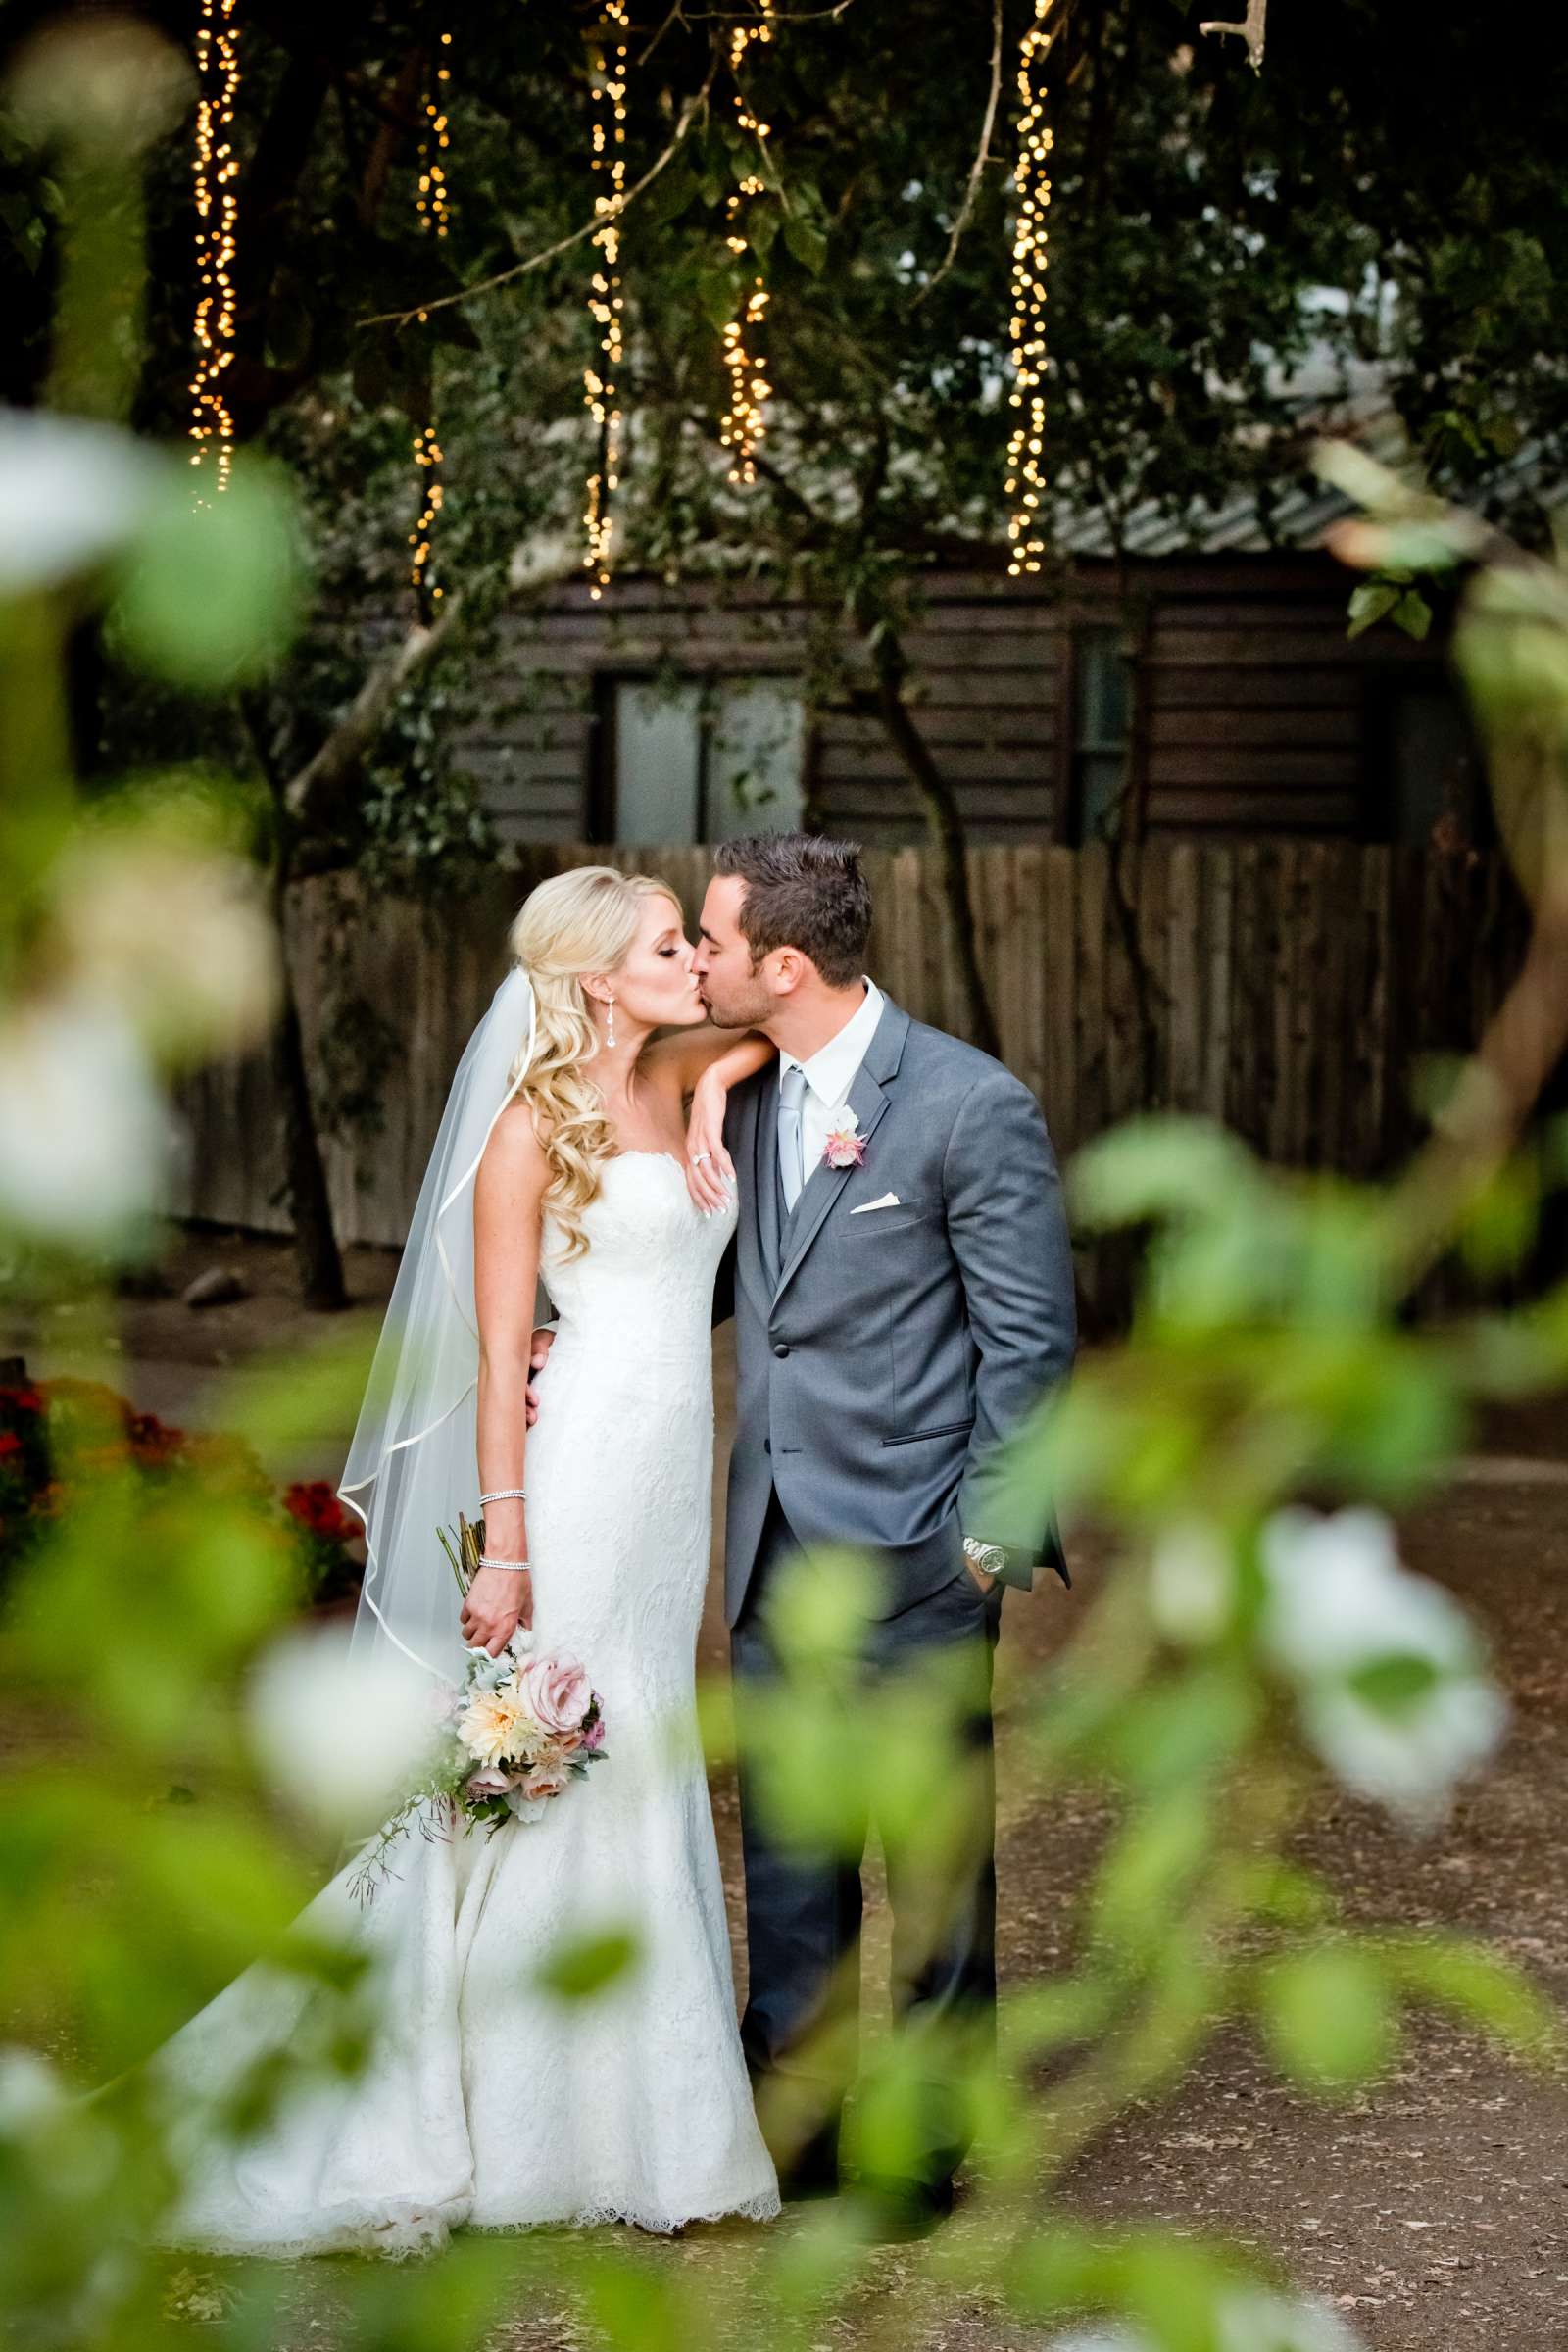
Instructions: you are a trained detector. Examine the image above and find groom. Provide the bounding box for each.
[692,832,1076,2234]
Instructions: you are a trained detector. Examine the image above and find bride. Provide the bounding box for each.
[152,866,781,2256]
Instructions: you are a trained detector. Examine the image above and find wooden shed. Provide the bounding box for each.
[451,551,1483,854]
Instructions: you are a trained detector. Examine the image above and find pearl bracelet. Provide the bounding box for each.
[478,1556,528,1573]
[480,1488,527,1506]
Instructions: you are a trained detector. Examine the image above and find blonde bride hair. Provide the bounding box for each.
[504,865,682,1259]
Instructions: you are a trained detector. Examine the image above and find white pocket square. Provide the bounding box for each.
[850,1192,902,1214]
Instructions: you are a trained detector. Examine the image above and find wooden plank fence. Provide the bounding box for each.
[172,844,1531,1316]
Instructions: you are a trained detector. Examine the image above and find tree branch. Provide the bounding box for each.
[282,550,587,837]
[849,630,1002,1059]
[357,48,721,329]
[1200,0,1268,74]
[912,0,1005,308]
[283,600,463,830]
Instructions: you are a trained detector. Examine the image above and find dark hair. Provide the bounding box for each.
[712,833,873,988]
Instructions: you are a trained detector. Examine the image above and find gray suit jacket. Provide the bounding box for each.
[718,996,1076,1628]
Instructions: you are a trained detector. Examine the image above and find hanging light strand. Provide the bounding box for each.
[410,32,454,616]
[719,1,775,485]
[188,0,241,501]
[1004,0,1054,576]
[583,1,630,598]
[416,29,454,238]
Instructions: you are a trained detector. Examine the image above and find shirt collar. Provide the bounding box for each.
[780,977,885,1102]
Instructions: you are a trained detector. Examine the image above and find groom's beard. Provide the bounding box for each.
[698,983,772,1030]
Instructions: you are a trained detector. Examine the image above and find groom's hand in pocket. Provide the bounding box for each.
[525,1328,555,1427]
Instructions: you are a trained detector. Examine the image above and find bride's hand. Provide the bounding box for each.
[685,1069,737,1214]
[461,1564,533,1657]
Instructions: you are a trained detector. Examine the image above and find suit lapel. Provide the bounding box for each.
[772,998,910,1307]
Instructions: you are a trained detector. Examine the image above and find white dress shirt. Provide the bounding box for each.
[778,977,885,1188]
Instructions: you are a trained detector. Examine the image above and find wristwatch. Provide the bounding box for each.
[962,1536,1007,1584]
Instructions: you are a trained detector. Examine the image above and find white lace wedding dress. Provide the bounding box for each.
[154,1153,779,2257]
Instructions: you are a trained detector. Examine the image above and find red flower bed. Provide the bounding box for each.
[0,1373,363,1609]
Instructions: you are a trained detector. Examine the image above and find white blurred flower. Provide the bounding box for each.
[0,410,158,595]
[1047,2333,1145,2352]
[6,16,190,159]
[0,2046,66,2133]
[1049,2293,1362,2352]
[1150,1520,1236,1644]
[0,993,170,1241]
[1216,2289,1364,2352]
[1260,1507,1507,1825]
[53,835,278,1061]
[247,1625,434,1829]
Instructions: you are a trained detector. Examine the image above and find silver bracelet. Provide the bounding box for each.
[477,1556,528,1573]
[479,1488,527,1506]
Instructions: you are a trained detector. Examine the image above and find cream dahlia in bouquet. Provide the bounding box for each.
[349,1517,607,1899]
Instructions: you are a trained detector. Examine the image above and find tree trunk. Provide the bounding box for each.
[857,630,1002,1058]
[269,868,348,1311]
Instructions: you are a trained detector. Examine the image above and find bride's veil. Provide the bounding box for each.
[339,961,539,1704]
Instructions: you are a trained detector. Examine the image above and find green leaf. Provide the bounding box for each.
[1070,1117,1260,1234]
[1456,1152,1543,1280]
[1393,588,1433,640]
[644,158,698,225]
[107,457,307,690]
[1256,1942,1397,2091]
[1089,1788,1212,1953]
[1345,1652,1443,1713]
[1108,1666,1261,1792]
[1347,581,1400,638]
[1234,1858,1338,1930]
[747,200,781,262]
[782,214,828,274]
[1002,1974,1117,2059]
[1384,1934,1560,2059]
[696,258,745,331]
[536,1927,640,2001]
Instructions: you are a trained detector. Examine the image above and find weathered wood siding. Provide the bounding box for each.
[450,558,1453,847]
[172,842,1528,1324]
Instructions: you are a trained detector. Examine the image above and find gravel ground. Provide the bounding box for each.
[5,1229,1566,2351]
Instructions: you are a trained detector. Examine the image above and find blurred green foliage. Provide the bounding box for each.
[2,14,1567,2352]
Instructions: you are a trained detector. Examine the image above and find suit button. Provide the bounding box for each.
[763,1438,771,1455]
[773,1343,790,1358]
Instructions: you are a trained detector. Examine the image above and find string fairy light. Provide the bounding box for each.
[188,0,241,500]
[719,1,775,484]
[416,29,454,237]
[410,419,445,613]
[583,0,631,598]
[1004,0,1054,576]
[409,32,455,616]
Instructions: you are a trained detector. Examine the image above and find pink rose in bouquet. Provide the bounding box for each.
[465,1765,515,1800]
[520,1760,571,1802]
[520,1653,594,1739]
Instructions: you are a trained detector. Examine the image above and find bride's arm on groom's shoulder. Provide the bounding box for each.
[467,1104,550,1654]
[648,1027,775,1212]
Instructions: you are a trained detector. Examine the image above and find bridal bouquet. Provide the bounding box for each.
[349,1514,607,1900]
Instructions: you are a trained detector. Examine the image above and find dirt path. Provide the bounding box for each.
[5,1229,1566,2348]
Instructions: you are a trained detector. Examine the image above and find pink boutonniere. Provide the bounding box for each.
[822,1107,866,1169]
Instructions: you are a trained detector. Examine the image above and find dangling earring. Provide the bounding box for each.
[606,996,616,1050]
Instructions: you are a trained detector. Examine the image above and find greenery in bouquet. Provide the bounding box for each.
[345,1528,607,1902]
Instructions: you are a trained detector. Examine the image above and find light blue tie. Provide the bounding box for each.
[777,1063,808,1214]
